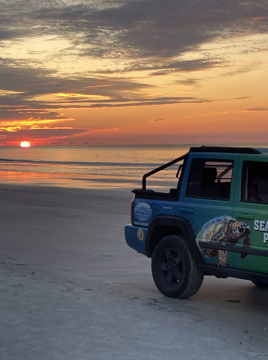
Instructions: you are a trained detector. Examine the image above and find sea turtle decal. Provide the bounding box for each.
[196,215,251,267]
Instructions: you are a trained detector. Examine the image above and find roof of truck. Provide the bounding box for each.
[189,146,268,154]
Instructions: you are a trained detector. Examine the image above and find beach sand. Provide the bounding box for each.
[1,184,268,359]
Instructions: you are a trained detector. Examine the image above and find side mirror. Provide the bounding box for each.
[176,164,182,178]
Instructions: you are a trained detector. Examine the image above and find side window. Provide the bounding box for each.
[186,159,233,200]
[241,161,268,204]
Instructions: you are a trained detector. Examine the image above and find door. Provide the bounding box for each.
[233,156,268,274]
[178,154,237,267]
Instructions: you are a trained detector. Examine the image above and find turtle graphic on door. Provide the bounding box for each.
[196,215,251,267]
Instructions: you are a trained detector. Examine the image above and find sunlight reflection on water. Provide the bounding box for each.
[0,145,189,189]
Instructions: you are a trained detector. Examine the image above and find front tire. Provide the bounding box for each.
[151,235,204,299]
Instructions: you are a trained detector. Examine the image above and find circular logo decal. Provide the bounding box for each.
[137,228,144,241]
[134,202,152,221]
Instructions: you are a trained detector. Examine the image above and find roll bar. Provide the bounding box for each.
[142,155,186,190]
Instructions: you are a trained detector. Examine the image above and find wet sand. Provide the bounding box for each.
[0,184,268,359]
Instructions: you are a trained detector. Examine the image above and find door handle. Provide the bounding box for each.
[236,214,254,220]
[180,208,194,214]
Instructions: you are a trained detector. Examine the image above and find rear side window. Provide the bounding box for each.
[241,161,268,204]
[186,159,233,200]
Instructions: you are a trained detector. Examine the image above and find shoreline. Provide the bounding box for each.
[0,170,141,189]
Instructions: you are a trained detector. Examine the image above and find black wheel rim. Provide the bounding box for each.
[159,248,183,285]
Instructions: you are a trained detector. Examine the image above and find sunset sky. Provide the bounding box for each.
[0,0,268,145]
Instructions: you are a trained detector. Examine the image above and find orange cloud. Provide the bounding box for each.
[150,118,168,122]
[0,118,74,132]
[56,93,111,100]
[241,107,268,112]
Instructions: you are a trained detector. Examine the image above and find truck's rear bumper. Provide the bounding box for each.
[124,224,148,255]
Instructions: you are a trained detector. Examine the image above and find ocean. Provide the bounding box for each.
[0,145,191,189]
[1,144,266,190]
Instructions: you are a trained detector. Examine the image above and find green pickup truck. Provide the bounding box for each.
[125,146,268,298]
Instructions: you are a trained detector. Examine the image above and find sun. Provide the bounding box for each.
[20,141,31,148]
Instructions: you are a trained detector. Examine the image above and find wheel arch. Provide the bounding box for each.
[145,216,205,264]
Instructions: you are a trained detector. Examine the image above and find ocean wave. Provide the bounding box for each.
[0,158,166,168]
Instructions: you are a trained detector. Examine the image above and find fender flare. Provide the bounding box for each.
[145,215,205,264]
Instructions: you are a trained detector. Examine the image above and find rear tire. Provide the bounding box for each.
[252,281,268,288]
[151,235,204,299]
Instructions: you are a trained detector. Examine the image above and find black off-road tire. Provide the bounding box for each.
[151,235,204,299]
[252,281,268,288]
